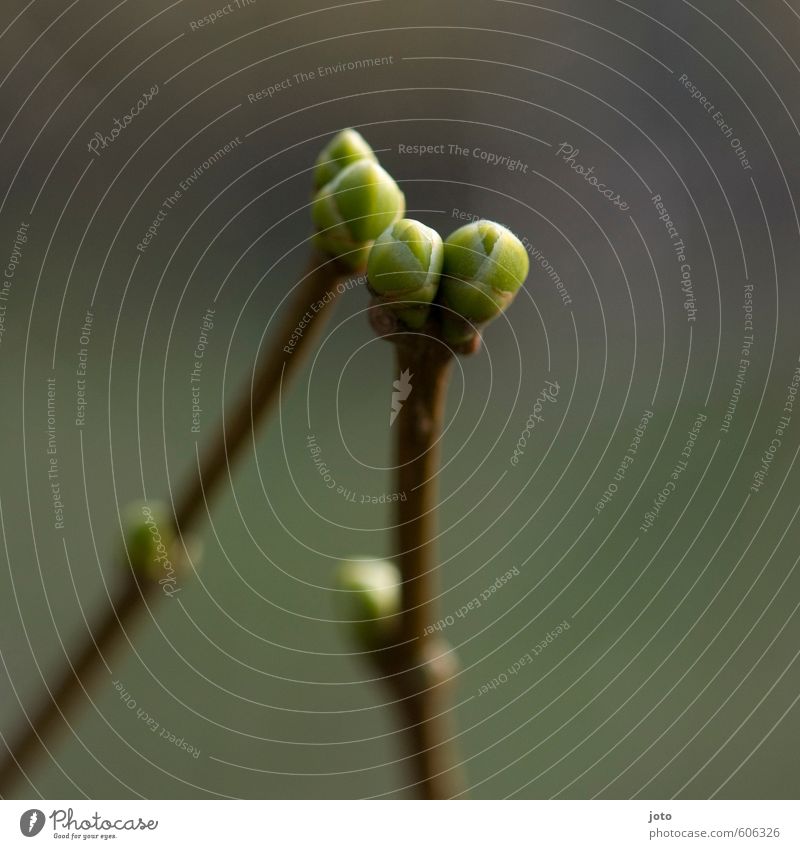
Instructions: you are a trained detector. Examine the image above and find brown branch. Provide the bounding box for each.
[0,574,154,795]
[173,254,351,535]
[372,333,466,799]
[0,254,352,796]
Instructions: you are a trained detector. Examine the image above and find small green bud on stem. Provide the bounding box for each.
[312,159,406,269]
[336,558,401,647]
[123,501,193,590]
[367,218,443,329]
[439,220,530,344]
[314,128,377,189]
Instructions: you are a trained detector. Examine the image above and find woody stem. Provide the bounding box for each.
[372,334,465,799]
[0,254,352,796]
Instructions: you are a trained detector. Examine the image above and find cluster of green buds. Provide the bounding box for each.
[335,558,401,647]
[312,129,405,269]
[366,216,530,346]
[311,131,529,336]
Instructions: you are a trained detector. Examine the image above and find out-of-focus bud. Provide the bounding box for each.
[312,159,405,269]
[366,219,443,329]
[314,128,377,190]
[438,220,530,344]
[335,558,401,646]
[123,501,193,594]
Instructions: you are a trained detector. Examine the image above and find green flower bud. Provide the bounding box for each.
[439,220,530,343]
[314,128,377,189]
[335,558,401,646]
[367,218,443,329]
[123,501,177,585]
[312,159,405,268]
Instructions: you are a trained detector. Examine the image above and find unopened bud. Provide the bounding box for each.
[314,128,377,189]
[335,558,401,646]
[123,501,185,586]
[312,159,405,269]
[439,220,529,344]
[367,218,443,328]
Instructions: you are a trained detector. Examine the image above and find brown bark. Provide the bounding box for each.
[372,335,465,799]
[0,256,350,796]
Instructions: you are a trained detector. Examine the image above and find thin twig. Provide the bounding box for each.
[372,334,465,799]
[0,254,352,796]
[173,254,350,535]
[0,574,151,795]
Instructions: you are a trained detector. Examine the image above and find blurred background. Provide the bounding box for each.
[0,0,799,799]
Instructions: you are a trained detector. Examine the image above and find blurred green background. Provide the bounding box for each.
[1,0,799,799]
